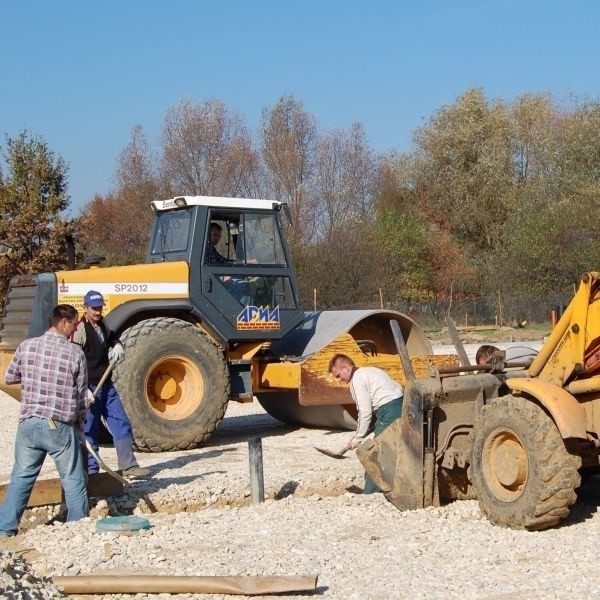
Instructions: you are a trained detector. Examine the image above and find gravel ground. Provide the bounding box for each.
[4,340,600,599]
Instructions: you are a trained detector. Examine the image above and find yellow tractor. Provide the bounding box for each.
[0,196,453,452]
[2,194,598,530]
[359,272,600,530]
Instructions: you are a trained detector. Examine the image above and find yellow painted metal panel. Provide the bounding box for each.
[254,333,458,406]
[55,262,190,315]
[0,348,20,401]
[259,362,301,389]
[507,377,587,439]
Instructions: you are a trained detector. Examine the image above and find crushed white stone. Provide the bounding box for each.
[1,340,599,599]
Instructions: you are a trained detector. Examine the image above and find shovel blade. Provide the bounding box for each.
[314,447,348,459]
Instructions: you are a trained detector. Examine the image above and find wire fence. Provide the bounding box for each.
[326,291,575,329]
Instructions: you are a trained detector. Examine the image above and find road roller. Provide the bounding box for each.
[0,195,454,452]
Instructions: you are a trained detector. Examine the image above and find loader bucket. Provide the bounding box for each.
[357,381,427,509]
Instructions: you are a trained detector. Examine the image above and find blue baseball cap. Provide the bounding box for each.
[83,290,105,307]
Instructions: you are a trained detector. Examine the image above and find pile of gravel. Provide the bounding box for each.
[0,549,65,599]
[4,339,600,598]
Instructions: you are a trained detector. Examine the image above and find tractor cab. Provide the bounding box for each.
[147,196,304,342]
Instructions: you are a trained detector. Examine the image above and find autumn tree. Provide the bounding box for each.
[412,88,514,268]
[161,98,262,198]
[301,222,381,308]
[78,125,157,265]
[260,95,318,248]
[510,93,559,188]
[376,155,475,302]
[0,132,71,306]
[314,123,377,240]
[499,98,600,295]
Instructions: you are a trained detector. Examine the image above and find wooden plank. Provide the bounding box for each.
[0,472,124,507]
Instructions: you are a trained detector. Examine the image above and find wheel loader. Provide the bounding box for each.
[358,273,600,530]
[0,195,455,452]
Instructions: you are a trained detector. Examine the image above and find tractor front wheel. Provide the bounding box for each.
[470,395,581,530]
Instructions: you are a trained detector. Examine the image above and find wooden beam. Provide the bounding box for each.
[0,473,123,508]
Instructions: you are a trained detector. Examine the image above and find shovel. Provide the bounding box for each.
[314,446,349,460]
[90,359,118,403]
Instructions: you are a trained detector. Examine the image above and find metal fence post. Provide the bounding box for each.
[248,438,264,504]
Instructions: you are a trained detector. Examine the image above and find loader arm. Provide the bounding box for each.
[528,272,600,388]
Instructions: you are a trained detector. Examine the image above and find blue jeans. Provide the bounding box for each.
[85,381,136,473]
[0,417,89,536]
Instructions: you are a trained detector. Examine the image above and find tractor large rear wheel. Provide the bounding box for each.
[113,317,229,452]
[470,395,581,530]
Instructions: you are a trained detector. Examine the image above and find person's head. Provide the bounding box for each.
[83,290,105,324]
[48,304,79,338]
[209,222,222,247]
[328,353,356,383]
[476,344,500,366]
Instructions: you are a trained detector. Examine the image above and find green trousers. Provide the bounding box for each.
[363,397,403,494]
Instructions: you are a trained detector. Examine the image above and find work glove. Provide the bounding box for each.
[108,343,124,363]
[86,388,95,407]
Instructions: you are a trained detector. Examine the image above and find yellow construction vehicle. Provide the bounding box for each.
[359,272,600,530]
[0,196,453,452]
[2,194,597,530]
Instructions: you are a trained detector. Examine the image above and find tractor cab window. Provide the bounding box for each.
[217,274,297,309]
[204,219,234,265]
[236,213,287,266]
[204,210,296,310]
[204,212,287,266]
[151,209,192,257]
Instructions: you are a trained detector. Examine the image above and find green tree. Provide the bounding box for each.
[0,132,70,306]
[373,209,432,304]
[412,88,514,264]
[499,96,600,295]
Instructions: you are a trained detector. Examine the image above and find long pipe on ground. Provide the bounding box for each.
[53,574,318,595]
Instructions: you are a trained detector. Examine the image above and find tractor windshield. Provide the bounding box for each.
[150,209,192,257]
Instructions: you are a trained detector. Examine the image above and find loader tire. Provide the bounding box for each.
[113,317,229,452]
[471,395,581,530]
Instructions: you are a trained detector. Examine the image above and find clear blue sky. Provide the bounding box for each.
[2,1,599,214]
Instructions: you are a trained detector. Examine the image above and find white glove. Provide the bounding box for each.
[108,343,124,363]
[87,388,95,407]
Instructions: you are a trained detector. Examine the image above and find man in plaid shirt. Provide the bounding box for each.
[0,304,89,538]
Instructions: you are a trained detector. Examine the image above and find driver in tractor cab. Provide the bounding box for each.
[205,221,256,305]
[205,222,232,265]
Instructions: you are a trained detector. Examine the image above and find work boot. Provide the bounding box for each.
[122,465,151,478]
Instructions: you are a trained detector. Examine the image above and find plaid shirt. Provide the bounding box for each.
[5,330,88,428]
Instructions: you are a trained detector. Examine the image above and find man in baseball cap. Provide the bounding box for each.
[72,290,149,479]
[83,290,105,307]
